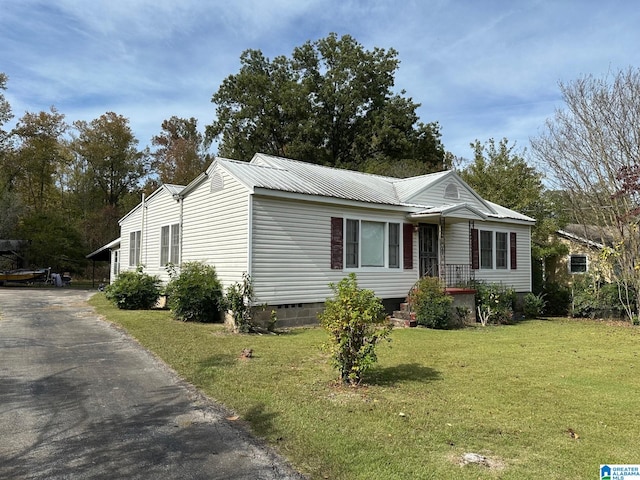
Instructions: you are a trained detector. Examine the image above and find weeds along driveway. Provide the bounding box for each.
[0,287,304,480]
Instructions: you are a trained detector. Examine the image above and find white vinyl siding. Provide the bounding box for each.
[408,177,490,212]
[251,196,418,304]
[181,168,249,289]
[444,221,532,292]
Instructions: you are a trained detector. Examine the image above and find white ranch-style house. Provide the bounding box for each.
[103,153,534,325]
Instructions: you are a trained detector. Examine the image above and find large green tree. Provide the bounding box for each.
[72,112,147,209]
[12,108,69,213]
[531,68,640,322]
[151,116,210,186]
[207,33,445,174]
[71,112,148,248]
[459,138,566,291]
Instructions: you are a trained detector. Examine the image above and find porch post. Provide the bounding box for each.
[439,217,446,285]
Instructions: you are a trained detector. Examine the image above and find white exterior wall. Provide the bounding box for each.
[117,189,182,283]
[444,220,531,292]
[119,205,142,275]
[251,195,419,304]
[181,168,250,289]
[410,177,487,210]
[139,189,182,283]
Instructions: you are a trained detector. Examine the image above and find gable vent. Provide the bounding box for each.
[210,172,224,193]
[444,182,460,200]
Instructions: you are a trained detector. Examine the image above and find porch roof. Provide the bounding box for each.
[409,203,488,222]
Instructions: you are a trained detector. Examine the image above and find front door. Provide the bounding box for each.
[419,224,439,277]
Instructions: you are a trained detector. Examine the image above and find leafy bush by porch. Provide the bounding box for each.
[407,276,453,329]
[474,281,516,325]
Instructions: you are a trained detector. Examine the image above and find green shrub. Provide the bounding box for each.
[104,268,161,310]
[319,273,391,385]
[571,275,630,319]
[523,292,546,319]
[166,261,223,322]
[541,282,571,316]
[407,276,453,329]
[475,281,516,325]
[225,273,255,333]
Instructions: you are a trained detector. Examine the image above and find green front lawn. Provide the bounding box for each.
[89,293,640,479]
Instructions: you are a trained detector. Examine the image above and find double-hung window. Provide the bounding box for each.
[476,229,515,270]
[480,230,493,269]
[129,230,141,266]
[160,223,180,266]
[344,219,400,269]
[495,232,508,269]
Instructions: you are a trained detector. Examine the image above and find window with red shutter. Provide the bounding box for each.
[330,217,343,269]
[471,228,479,270]
[510,232,517,270]
[403,223,413,270]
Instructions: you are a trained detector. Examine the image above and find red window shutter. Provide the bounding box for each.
[471,228,479,270]
[331,217,343,269]
[510,232,517,270]
[403,223,414,270]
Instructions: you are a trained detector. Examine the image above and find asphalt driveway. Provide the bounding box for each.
[0,287,305,480]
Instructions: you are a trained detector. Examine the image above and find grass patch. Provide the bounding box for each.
[89,293,640,479]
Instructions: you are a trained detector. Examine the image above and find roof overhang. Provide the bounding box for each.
[86,237,121,261]
[409,203,489,223]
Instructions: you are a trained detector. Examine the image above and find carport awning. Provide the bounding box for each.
[86,238,120,262]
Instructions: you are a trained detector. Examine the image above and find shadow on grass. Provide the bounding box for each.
[197,353,238,370]
[243,403,280,438]
[366,363,442,387]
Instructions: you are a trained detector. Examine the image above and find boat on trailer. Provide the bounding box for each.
[0,267,50,285]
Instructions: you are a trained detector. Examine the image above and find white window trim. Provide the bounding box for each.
[160,223,181,266]
[479,228,512,270]
[344,218,402,271]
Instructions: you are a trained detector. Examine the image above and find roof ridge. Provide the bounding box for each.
[254,153,399,181]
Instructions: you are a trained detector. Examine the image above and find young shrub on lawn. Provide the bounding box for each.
[475,281,516,325]
[407,276,453,329]
[319,273,392,385]
[523,292,546,319]
[166,261,223,322]
[225,273,255,333]
[104,268,161,310]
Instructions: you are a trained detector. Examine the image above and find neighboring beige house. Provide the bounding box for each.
[96,153,535,325]
[546,224,612,286]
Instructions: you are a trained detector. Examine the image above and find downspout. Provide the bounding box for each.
[140,193,145,267]
[176,193,184,268]
[246,192,253,278]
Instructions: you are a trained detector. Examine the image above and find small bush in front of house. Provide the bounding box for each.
[523,292,546,319]
[407,276,453,329]
[319,273,392,385]
[475,281,516,325]
[105,268,161,310]
[225,273,255,333]
[166,261,223,322]
[541,282,571,316]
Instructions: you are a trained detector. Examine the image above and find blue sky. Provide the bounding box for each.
[2,0,640,162]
